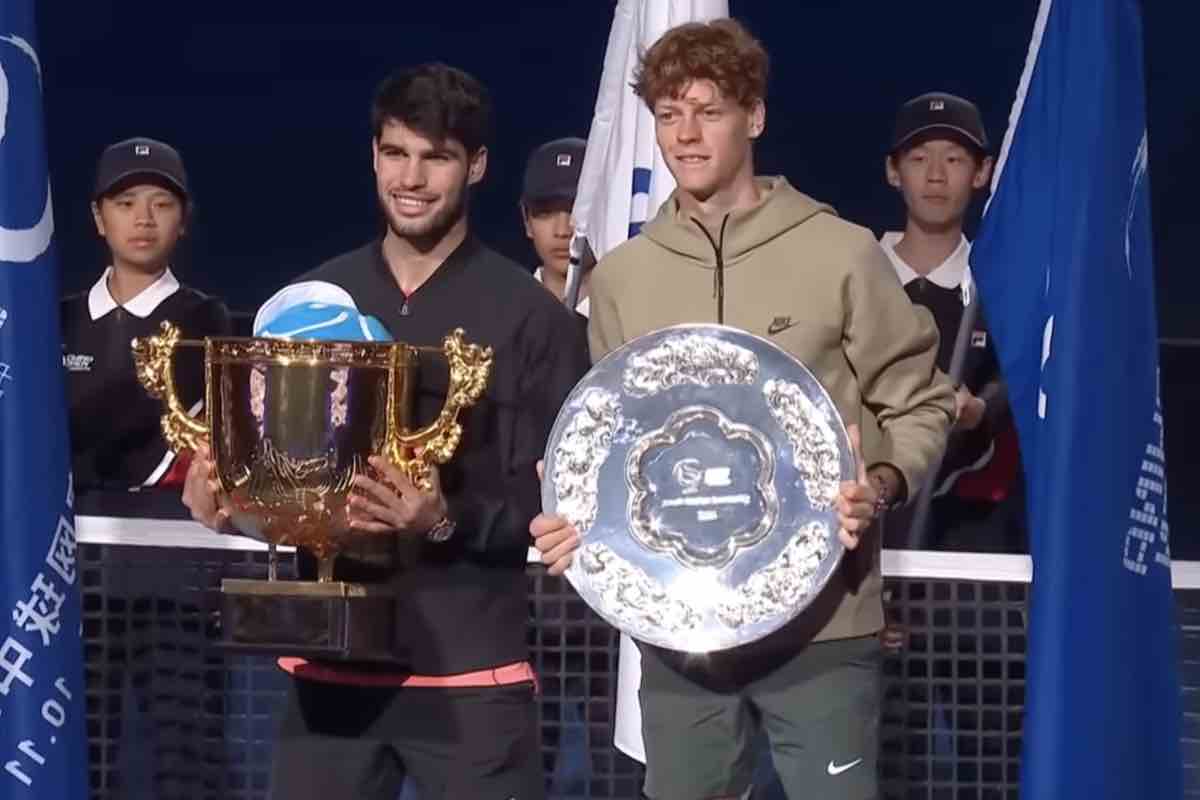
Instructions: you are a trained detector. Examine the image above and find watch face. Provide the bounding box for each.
[427,518,455,542]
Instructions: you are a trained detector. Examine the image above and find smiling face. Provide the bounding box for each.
[92,181,186,273]
[653,79,764,204]
[886,134,993,232]
[372,118,487,243]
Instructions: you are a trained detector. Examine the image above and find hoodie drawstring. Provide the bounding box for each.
[691,214,731,325]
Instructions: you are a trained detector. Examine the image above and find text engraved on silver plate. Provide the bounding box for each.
[625,405,779,569]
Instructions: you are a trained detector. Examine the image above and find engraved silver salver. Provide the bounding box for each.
[541,324,855,652]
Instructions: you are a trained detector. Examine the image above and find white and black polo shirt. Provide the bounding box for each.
[60,268,232,490]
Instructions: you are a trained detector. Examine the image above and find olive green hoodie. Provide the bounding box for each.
[588,176,955,642]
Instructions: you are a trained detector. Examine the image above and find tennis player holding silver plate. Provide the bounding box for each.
[533,19,955,800]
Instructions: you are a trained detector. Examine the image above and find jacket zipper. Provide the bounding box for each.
[691,214,731,325]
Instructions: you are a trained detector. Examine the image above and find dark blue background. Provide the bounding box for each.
[38,1,1195,326]
[36,1,1200,550]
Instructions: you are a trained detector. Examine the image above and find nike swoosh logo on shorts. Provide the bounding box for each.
[827,758,863,776]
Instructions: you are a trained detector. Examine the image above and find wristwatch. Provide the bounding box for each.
[425,515,456,543]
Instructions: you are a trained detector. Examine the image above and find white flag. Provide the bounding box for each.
[568,0,730,762]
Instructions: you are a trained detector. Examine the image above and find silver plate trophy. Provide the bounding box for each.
[541,324,856,652]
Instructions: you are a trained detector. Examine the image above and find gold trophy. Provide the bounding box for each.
[131,320,492,661]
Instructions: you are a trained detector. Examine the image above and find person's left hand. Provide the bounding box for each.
[836,424,879,551]
[880,623,907,653]
[530,460,580,576]
[349,455,448,535]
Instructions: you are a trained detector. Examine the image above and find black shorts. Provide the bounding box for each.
[639,635,882,800]
[268,676,543,800]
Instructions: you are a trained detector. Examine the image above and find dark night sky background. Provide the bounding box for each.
[30,1,1200,548]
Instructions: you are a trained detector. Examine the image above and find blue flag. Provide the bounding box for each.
[0,3,87,797]
[971,1,1180,797]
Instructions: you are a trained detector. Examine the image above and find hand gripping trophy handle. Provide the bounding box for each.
[130,321,210,454]
[385,329,494,491]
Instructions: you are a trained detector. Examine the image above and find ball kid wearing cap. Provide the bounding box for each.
[519,136,589,313]
[60,137,232,491]
[879,94,1017,552]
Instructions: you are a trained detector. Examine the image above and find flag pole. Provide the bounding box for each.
[904,292,979,549]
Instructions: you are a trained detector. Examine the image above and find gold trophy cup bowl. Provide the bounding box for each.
[131,320,493,661]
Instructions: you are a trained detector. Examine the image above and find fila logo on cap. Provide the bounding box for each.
[929,99,945,111]
[134,144,150,156]
[556,153,573,167]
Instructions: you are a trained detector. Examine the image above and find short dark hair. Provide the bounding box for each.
[371,63,492,155]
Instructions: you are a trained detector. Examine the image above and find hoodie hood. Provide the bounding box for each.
[640,177,834,268]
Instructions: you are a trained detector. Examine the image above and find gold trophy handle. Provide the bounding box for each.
[130,320,210,453]
[385,329,493,490]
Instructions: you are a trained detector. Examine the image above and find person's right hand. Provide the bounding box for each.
[181,441,236,533]
[953,386,986,431]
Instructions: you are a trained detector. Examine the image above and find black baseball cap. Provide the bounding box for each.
[522,137,586,205]
[93,137,190,202]
[890,92,989,154]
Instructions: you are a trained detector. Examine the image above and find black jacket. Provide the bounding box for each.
[901,277,1009,488]
[290,237,589,674]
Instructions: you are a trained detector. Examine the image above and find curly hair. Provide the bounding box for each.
[632,18,769,110]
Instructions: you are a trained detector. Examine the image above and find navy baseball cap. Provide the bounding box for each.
[93,137,190,202]
[522,137,586,205]
[890,93,989,154]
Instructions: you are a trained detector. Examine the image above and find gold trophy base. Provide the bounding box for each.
[219,578,400,662]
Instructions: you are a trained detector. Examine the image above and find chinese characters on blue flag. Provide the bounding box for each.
[0,2,87,797]
[970,0,1180,798]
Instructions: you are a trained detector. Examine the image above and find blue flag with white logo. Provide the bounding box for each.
[0,3,87,797]
[971,1,1180,797]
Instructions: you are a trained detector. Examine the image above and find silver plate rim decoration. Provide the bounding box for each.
[540,323,855,652]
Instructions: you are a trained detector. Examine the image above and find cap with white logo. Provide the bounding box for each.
[522,137,587,205]
[93,137,190,202]
[890,92,989,154]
